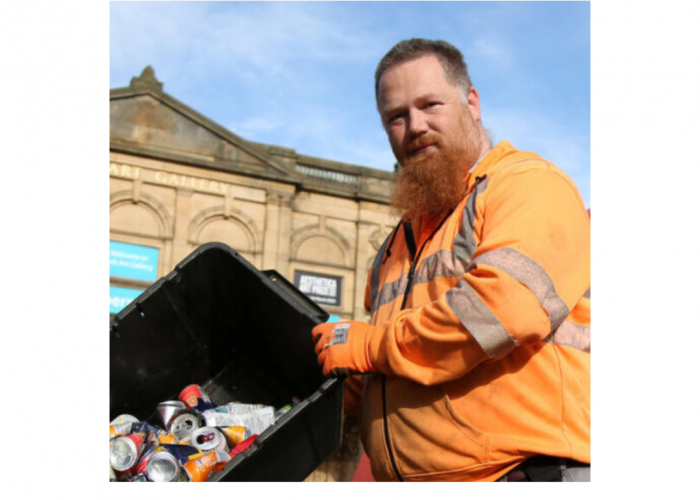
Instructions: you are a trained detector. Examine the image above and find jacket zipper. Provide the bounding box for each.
[381,212,452,482]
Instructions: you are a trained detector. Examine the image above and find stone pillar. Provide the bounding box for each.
[262,191,282,270]
[171,187,194,267]
[276,192,294,277]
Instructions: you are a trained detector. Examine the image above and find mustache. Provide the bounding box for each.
[407,134,442,155]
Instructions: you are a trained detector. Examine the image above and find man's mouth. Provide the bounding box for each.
[409,142,437,156]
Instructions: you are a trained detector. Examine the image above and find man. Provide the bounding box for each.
[312,39,590,482]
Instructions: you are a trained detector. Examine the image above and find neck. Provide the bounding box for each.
[475,124,492,157]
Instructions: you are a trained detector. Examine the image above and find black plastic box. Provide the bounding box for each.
[110,242,344,481]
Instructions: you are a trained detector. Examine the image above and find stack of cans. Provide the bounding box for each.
[109,384,294,482]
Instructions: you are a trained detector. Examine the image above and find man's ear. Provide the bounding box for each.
[466,87,482,123]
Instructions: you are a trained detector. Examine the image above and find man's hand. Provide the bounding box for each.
[311,320,374,377]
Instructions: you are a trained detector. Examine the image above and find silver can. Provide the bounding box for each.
[110,414,139,427]
[109,435,141,472]
[146,451,189,482]
[190,426,230,453]
[157,401,187,429]
[169,412,200,441]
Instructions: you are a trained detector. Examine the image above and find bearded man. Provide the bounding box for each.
[312,39,591,482]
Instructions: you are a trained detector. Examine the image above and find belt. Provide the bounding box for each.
[499,456,590,482]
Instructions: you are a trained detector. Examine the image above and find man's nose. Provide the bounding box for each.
[408,109,429,137]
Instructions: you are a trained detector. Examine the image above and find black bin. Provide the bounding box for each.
[110,242,344,481]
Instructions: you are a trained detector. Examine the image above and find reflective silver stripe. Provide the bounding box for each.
[454,177,490,263]
[412,249,468,287]
[472,247,569,332]
[544,320,590,353]
[446,278,516,359]
[373,250,469,311]
[372,177,489,313]
[374,273,410,312]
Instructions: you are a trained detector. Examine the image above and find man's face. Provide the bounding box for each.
[377,55,484,219]
[377,55,479,166]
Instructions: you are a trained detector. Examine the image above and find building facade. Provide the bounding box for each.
[110,67,397,481]
[110,66,397,322]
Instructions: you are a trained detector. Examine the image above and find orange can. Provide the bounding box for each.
[183,450,231,482]
[217,426,248,447]
[157,433,179,445]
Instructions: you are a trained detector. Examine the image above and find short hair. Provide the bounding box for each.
[374,38,472,103]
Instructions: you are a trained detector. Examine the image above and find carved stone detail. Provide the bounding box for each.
[130,65,163,92]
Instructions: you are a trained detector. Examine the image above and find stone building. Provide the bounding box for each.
[110,66,397,322]
[110,66,397,481]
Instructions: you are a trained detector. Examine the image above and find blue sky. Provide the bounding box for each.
[110,1,590,206]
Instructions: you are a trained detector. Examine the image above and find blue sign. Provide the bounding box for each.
[110,241,159,282]
[327,315,340,323]
[110,286,144,315]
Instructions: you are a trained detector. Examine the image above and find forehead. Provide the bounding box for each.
[377,55,457,108]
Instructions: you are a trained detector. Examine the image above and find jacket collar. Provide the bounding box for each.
[466,140,517,189]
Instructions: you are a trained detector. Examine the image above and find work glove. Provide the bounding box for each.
[312,321,374,377]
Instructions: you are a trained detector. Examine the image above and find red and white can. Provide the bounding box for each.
[179,384,217,412]
[190,427,230,453]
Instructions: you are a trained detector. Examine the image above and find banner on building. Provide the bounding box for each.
[110,241,159,282]
[294,271,342,307]
[110,286,144,315]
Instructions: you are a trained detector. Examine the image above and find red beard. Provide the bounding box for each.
[390,129,479,221]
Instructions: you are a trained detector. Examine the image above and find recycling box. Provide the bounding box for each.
[110,242,344,481]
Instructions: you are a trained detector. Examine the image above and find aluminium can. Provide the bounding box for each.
[155,444,202,465]
[217,426,249,447]
[179,384,217,413]
[109,414,140,437]
[145,451,189,482]
[156,400,187,430]
[110,414,139,427]
[183,450,231,482]
[109,433,146,472]
[132,441,159,476]
[168,411,200,440]
[129,421,178,444]
[190,426,230,453]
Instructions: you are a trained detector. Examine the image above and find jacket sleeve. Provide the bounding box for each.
[365,165,590,385]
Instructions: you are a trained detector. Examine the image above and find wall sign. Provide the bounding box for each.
[110,241,159,282]
[110,286,144,315]
[294,271,343,307]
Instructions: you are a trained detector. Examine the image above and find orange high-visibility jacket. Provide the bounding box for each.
[357,140,590,482]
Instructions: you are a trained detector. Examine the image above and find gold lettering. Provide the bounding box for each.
[188,177,196,189]
[110,163,142,179]
[168,174,179,186]
[198,179,207,190]
[156,171,167,183]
